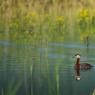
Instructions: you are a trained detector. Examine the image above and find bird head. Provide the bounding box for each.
[75,54,80,59]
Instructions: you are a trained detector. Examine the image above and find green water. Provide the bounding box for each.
[0,32,95,95]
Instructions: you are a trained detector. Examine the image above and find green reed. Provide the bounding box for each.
[1,0,95,44]
[2,80,22,95]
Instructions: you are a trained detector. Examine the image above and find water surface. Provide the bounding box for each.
[0,37,95,95]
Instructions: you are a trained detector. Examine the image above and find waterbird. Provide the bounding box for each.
[75,54,93,70]
[74,54,93,80]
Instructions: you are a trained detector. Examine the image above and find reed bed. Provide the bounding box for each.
[0,0,95,43]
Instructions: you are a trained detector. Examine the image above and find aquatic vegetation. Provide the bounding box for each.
[9,19,20,31]
[91,9,95,26]
[77,8,90,29]
[55,16,65,34]
[2,80,22,95]
[0,0,95,43]
[79,9,89,18]
[56,16,64,24]
[24,11,38,24]
[55,64,60,95]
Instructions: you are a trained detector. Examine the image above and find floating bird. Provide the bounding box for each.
[74,54,93,80]
[75,54,93,70]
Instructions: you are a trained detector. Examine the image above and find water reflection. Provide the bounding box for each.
[0,41,95,95]
[0,43,32,95]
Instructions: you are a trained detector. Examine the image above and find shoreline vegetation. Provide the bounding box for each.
[0,0,95,43]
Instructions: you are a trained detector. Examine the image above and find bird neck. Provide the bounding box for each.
[76,58,80,64]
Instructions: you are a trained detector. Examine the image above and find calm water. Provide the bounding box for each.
[0,37,95,95]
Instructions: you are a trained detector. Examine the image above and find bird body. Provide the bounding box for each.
[74,54,93,80]
[75,54,93,70]
[80,63,93,70]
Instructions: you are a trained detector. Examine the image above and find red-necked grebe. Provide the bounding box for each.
[75,54,93,80]
[75,54,93,70]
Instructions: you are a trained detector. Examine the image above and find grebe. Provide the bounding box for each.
[74,54,93,80]
[75,54,93,70]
